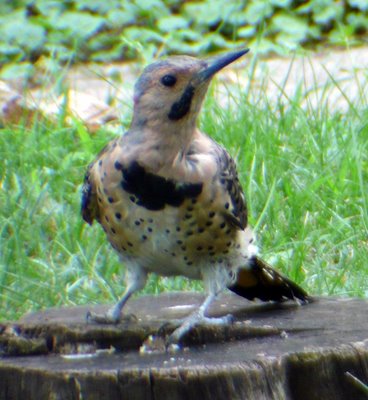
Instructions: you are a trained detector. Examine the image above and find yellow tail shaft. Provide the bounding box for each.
[228,256,309,303]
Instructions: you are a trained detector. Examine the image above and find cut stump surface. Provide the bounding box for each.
[1,293,368,400]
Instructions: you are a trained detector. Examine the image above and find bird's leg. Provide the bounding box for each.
[87,265,147,324]
[87,283,137,324]
[167,292,234,344]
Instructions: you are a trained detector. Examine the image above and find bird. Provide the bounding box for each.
[81,48,309,344]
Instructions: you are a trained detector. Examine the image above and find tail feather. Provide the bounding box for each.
[228,256,309,303]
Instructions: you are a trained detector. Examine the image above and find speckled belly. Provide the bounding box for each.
[98,191,241,279]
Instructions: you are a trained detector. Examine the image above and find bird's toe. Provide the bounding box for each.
[165,312,235,346]
[86,310,120,324]
[86,310,137,324]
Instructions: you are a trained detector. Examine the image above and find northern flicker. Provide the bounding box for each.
[81,48,309,343]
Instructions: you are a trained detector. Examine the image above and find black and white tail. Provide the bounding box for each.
[228,256,309,303]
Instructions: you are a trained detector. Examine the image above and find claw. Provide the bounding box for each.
[86,310,120,324]
[166,312,235,346]
[86,310,138,324]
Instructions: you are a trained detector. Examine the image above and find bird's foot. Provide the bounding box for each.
[86,309,137,324]
[166,312,234,346]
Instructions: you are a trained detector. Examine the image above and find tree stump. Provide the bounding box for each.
[1,293,368,400]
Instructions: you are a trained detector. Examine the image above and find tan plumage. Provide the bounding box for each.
[82,49,309,343]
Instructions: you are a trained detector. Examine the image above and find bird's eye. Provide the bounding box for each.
[160,74,177,87]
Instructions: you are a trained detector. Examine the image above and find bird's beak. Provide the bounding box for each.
[195,48,250,84]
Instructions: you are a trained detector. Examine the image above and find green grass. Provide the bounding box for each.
[0,61,367,321]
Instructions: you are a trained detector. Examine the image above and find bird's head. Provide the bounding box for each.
[131,49,249,133]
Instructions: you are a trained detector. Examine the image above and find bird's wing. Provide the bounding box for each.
[81,138,119,225]
[81,163,98,225]
[215,145,248,230]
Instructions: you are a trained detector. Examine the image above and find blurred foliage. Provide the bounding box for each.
[0,0,367,77]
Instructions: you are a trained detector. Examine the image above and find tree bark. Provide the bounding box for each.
[1,293,368,400]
